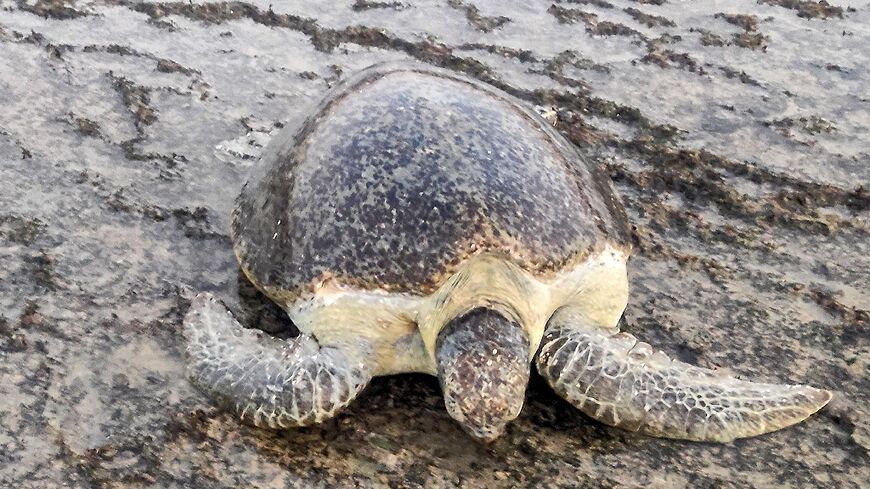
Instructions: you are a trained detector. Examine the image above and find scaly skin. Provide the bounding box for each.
[184,293,372,428]
[535,305,832,442]
[436,308,531,442]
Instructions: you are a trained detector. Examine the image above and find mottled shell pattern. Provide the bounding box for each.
[231,62,630,303]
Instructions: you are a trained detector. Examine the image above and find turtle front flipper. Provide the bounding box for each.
[536,305,832,442]
[183,293,372,428]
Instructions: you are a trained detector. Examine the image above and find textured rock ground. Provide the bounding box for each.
[1,0,868,487]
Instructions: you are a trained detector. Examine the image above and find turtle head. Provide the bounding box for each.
[435,308,531,443]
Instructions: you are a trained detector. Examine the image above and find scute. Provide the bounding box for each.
[232,62,630,301]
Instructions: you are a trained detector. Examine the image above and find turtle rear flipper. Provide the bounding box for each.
[535,305,832,442]
[183,293,372,428]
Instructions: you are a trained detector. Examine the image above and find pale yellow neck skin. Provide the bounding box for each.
[287,246,629,377]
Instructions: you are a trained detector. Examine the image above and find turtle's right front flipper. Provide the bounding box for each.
[183,293,372,428]
[536,305,832,442]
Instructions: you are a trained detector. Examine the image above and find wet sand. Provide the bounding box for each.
[0,0,868,487]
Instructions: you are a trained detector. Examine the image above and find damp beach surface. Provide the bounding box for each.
[0,1,868,487]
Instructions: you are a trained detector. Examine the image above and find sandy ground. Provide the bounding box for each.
[1,0,868,487]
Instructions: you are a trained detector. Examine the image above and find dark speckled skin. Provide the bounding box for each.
[436,308,530,441]
[232,62,630,299]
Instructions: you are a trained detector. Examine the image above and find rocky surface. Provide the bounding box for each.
[0,0,868,487]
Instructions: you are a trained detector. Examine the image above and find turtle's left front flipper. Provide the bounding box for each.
[183,293,373,428]
[536,305,832,442]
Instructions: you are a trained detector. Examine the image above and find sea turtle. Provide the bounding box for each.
[184,62,831,443]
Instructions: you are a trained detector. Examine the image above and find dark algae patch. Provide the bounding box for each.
[714,13,768,50]
[447,0,511,32]
[14,0,90,20]
[714,13,760,32]
[0,0,868,487]
[0,215,44,245]
[624,7,675,28]
[156,58,200,76]
[351,0,408,11]
[696,28,726,47]
[758,0,844,19]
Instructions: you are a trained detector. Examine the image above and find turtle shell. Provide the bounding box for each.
[232,62,630,301]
